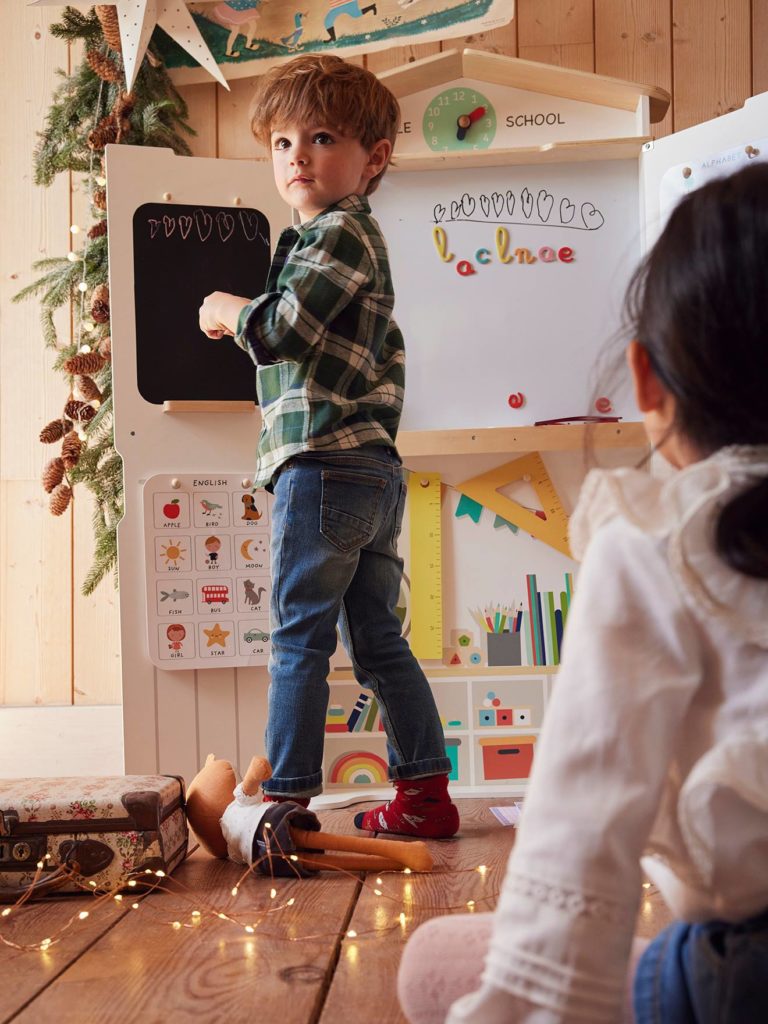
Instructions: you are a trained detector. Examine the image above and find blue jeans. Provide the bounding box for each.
[263,446,451,797]
[633,908,768,1023]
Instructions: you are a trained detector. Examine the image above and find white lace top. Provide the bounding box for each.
[448,447,768,1024]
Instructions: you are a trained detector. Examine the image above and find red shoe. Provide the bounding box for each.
[354,774,459,838]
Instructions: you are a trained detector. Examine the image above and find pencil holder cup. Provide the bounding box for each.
[487,631,522,667]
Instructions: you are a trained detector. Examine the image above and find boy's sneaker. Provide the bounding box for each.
[353,774,459,839]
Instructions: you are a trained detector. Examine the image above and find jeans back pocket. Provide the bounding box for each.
[320,469,386,552]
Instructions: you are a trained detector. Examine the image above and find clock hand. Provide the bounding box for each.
[456,106,486,141]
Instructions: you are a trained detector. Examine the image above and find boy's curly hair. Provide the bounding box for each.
[249,54,400,194]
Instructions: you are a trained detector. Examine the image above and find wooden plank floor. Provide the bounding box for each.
[1,799,671,1024]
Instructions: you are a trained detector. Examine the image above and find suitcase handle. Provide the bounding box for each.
[0,840,114,905]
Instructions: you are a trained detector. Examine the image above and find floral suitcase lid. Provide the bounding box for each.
[0,776,184,834]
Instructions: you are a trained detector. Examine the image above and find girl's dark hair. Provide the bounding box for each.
[624,162,768,579]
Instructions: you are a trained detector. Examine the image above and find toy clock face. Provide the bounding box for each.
[422,87,497,152]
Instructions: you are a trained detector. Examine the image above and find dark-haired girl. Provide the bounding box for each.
[398,162,768,1023]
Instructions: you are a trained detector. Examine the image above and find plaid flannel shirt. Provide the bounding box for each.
[235,194,405,489]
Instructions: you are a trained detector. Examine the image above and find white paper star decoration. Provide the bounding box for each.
[29,0,229,91]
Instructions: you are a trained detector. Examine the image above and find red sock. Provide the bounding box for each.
[263,795,310,808]
[353,774,459,839]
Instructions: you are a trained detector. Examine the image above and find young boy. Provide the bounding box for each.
[198,54,459,839]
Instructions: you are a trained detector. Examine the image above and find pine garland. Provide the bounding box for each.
[13,6,195,595]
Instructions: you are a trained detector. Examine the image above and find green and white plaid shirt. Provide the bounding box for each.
[235,194,405,489]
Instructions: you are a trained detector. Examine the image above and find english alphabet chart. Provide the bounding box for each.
[143,473,272,669]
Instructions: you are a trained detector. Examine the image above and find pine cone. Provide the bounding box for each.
[64,400,96,423]
[42,457,66,493]
[93,186,107,210]
[62,431,83,470]
[39,418,73,444]
[98,335,112,361]
[88,220,108,240]
[76,375,102,404]
[95,5,122,52]
[88,115,119,152]
[91,284,110,324]
[86,48,122,82]
[50,483,73,517]
[63,351,106,375]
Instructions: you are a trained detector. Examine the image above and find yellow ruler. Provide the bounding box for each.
[455,452,571,558]
[409,472,443,659]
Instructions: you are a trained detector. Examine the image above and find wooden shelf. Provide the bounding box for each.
[329,665,559,680]
[391,136,650,171]
[396,421,647,457]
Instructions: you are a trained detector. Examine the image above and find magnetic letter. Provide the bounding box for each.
[432,226,454,262]
[558,246,575,263]
[515,248,537,264]
[495,227,514,264]
[475,248,492,264]
[456,260,476,276]
[538,246,557,263]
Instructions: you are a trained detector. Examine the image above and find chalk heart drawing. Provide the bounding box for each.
[450,200,462,221]
[505,190,516,216]
[163,215,175,238]
[239,210,260,240]
[537,189,554,222]
[479,194,491,218]
[491,192,505,218]
[195,209,214,242]
[581,202,605,230]
[216,211,235,243]
[461,192,476,218]
[148,219,160,239]
[432,203,446,223]
[178,215,193,240]
[520,187,534,219]
[560,198,576,224]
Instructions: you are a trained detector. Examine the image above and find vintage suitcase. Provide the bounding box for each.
[0,775,188,901]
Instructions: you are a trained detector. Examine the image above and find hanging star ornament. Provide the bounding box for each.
[29,1,229,91]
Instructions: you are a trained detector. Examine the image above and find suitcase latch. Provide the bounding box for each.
[0,809,19,837]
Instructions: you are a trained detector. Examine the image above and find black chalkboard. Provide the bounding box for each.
[133,203,271,404]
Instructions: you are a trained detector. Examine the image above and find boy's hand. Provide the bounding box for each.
[199,291,252,339]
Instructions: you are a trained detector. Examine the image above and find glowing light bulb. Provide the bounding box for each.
[67,251,78,262]
[172,921,182,930]
[231,887,239,897]
[77,282,88,293]
[70,224,81,234]
[346,930,357,939]
[244,925,255,934]
[78,911,89,920]
[287,898,295,906]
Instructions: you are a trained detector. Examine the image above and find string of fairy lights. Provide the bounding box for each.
[64,70,107,445]
[0,830,500,955]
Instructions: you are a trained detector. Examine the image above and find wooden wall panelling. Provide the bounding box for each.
[460,14,518,57]
[753,0,768,96]
[196,666,240,770]
[594,0,673,138]
[235,668,269,781]
[672,0,752,130]
[73,493,122,703]
[181,82,219,158]
[370,42,442,76]
[70,163,122,705]
[0,6,73,705]
[156,667,200,783]
[517,0,595,72]
[216,78,263,160]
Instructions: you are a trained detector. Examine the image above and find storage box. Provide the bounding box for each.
[445,738,462,781]
[486,632,522,667]
[479,736,536,781]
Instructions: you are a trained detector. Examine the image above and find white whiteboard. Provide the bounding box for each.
[371,160,640,431]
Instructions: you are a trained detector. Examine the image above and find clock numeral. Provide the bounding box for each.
[452,90,466,101]
[427,106,441,117]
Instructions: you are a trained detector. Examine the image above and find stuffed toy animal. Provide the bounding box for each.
[185,754,433,875]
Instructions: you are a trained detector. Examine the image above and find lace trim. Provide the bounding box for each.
[505,869,636,927]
